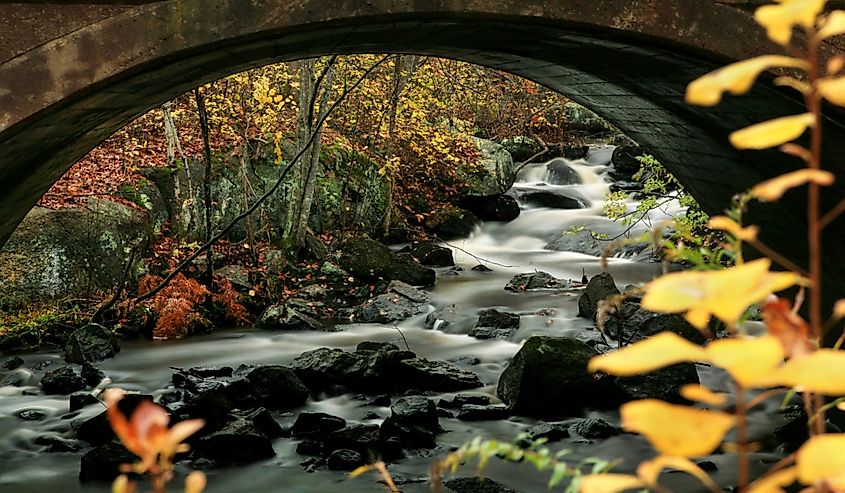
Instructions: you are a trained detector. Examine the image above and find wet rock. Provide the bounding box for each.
[336,235,435,286]
[194,409,278,464]
[79,440,137,482]
[290,412,347,438]
[0,369,32,387]
[518,190,584,209]
[444,477,519,493]
[577,272,620,320]
[609,181,644,193]
[528,421,573,442]
[380,396,442,449]
[549,145,589,161]
[291,343,414,393]
[501,136,542,162]
[64,324,120,364]
[323,423,381,458]
[18,409,46,421]
[399,358,482,391]
[602,303,708,345]
[69,391,99,412]
[471,264,493,272]
[426,207,480,241]
[3,356,24,370]
[463,137,516,195]
[456,404,509,421]
[353,281,430,324]
[256,299,326,331]
[467,327,515,340]
[774,405,842,453]
[570,417,619,439]
[41,366,86,395]
[439,394,494,409]
[76,394,154,445]
[35,434,83,453]
[402,242,454,267]
[617,363,699,403]
[496,336,618,417]
[215,264,251,290]
[476,308,519,330]
[452,356,481,365]
[504,272,575,292]
[545,158,583,186]
[243,365,309,410]
[425,304,460,330]
[81,362,106,387]
[458,194,520,222]
[296,439,323,456]
[327,448,364,471]
[545,229,605,256]
[609,142,644,181]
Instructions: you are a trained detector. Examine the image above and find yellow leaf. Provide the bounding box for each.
[641,259,800,329]
[706,335,785,387]
[817,77,845,106]
[621,399,735,457]
[834,299,845,320]
[797,434,845,488]
[769,350,845,394]
[185,471,207,493]
[578,474,645,493]
[729,113,815,150]
[819,10,845,39]
[707,216,759,241]
[747,467,798,493]
[680,384,728,406]
[751,169,835,201]
[686,55,808,106]
[588,332,706,376]
[755,0,825,45]
[637,455,720,492]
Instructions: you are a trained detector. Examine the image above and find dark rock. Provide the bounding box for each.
[452,356,481,365]
[774,405,842,453]
[35,434,83,452]
[81,362,106,387]
[467,327,515,340]
[256,299,326,331]
[64,323,120,364]
[425,305,460,331]
[243,365,309,410]
[471,264,493,272]
[399,358,482,391]
[362,411,381,420]
[476,309,519,330]
[194,410,277,464]
[380,396,442,449]
[290,412,347,438]
[214,264,251,290]
[291,344,414,393]
[353,281,430,324]
[610,143,644,180]
[518,191,584,209]
[426,207,480,241]
[0,369,31,387]
[357,342,401,353]
[403,242,455,267]
[456,404,509,421]
[3,356,24,370]
[243,407,285,439]
[501,136,542,162]
[610,181,644,193]
[69,391,99,411]
[296,439,323,456]
[570,417,619,439]
[77,394,153,445]
[602,303,708,345]
[698,460,718,472]
[79,441,137,482]
[336,235,435,286]
[439,394,494,409]
[496,336,618,417]
[323,423,381,458]
[577,272,620,320]
[549,145,590,161]
[444,477,519,493]
[41,366,86,395]
[545,158,583,185]
[528,421,573,442]
[458,194,520,222]
[617,363,700,403]
[505,272,575,292]
[18,409,46,421]
[327,448,364,471]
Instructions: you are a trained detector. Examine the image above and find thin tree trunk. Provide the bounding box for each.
[382,55,417,236]
[195,87,214,286]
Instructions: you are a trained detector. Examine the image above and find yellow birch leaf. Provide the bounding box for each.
[587,332,707,376]
[578,474,645,493]
[819,11,845,39]
[729,113,815,150]
[817,77,845,106]
[707,216,759,241]
[797,434,845,487]
[621,399,735,457]
[751,169,835,201]
[686,55,808,106]
[680,384,728,406]
[755,0,825,45]
[706,335,785,387]
[185,471,207,493]
[637,455,720,492]
[834,299,845,319]
[747,467,798,493]
[768,350,845,394]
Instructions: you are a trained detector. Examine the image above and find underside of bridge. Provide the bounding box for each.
[1,0,845,308]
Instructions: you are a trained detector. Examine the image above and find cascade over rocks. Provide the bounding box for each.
[64,323,120,363]
[577,272,620,320]
[425,304,460,331]
[496,336,619,417]
[545,158,582,185]
[458,194,520,222]
[335,235,435,286]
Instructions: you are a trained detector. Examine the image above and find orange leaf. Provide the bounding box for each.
[762,297,813,357]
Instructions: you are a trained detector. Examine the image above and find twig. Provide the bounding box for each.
[91,247,138,323]
[133,56,391,304]
[391,323,411,352]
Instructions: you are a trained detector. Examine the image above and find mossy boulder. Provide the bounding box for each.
[501,136,542,162]
[459,137,515,195]
[64,324,120,364]
[335,235,435,286]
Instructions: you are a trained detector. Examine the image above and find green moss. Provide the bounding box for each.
[0,306,87,353]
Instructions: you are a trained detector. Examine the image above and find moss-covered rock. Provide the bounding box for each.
[335,235,434,286]
[459,138,515,196]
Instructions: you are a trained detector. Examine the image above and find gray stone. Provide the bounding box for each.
[399,358,482,391]
[461,137,516,195]
[41,366,85,395]
[505,272,574,292]
[577,272,620,320]
[64,324,119,364]
[445,477,519,493]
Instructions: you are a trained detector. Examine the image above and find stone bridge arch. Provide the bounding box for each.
[1,0,844,302]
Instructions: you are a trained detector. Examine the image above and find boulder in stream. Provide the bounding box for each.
[64,323,120,364]
[444,477,519,493]
[425,207,480,240]
[335,235,435,286]
[79,440,137,482]
[475,308,519,330]
[256,298,327,331]
[398,358,482,391]
[602,302,708,345]
[546,158,583,185]
[458,194,520,222]
[40,366,86,395]
[380,396,442,449]
[504,272,578,292]
[193,408,278,464]
[400,242,455,267]
[352,281,430,324]
[517,190,584,209]
[577,272,620,320]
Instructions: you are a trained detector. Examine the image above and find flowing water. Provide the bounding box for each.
[0,146,782,493]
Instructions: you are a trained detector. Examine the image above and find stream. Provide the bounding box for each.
[0,146,783,493]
